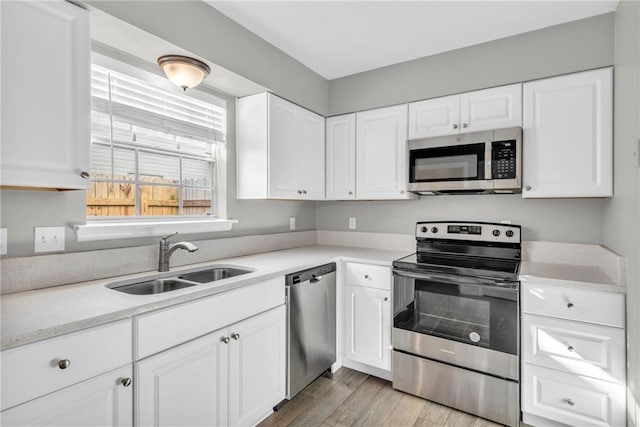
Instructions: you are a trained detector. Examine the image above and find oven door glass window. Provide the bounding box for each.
[393,275,517,354]
[410,143,485,182]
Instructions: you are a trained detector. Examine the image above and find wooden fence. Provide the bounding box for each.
[87,179,211,216]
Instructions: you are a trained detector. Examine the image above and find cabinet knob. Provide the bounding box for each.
[120,377,132,387]
[462,123,468,128]
[364,274,370,279]
[302,190,307,195]
[567,302,574,308]
[297,190,302,195]
[348,191,353,195]
[231,333,240,340]
[384,297,388,301]
[452,124,458,129]
[565,398,575,406]
[221,336,230,344]
[568,345,575,352]
[525,186,532,191]
[80,171,90,179]
[399,189,405,194]
[57,359,71,370]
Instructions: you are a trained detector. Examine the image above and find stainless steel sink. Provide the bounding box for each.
[111,278,196,295]
[178,267,252,284]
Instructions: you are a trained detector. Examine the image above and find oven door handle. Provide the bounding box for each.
[393,269,466,285]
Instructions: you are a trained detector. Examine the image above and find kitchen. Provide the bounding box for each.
[0,1,639,426]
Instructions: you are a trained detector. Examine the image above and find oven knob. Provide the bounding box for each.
[421,226,427,233]
[506,230,514,238]
[431,227,438,233]
[492,229,500,237]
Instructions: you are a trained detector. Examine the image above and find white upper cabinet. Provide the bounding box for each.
[356,105,412,200]
[236,92,325,200]
[325,114,356,200]
[522,68,613,198]
[460,84,522,133]
[408,84,522,139]
[0,0,90,190]
[408,95,460,139]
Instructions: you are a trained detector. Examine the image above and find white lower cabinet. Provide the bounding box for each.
[136,305,285,427]
[1,365,133,427]
[521,280,625,427]
[344,284,391,372]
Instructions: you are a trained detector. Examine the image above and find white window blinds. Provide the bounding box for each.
[91,64,226,150]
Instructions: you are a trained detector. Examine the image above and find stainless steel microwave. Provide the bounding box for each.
[407,127,522,194]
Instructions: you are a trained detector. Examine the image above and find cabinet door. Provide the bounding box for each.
[0,366,132,427]
[326,114,356,200]
[408,95,461,139]
[0,0,90,189]
[523,68,613,198]
[460,84,522,133]
[300,109,326,199]
[136,329,229,427]
[268,95,303,199]
[356,105,410,199]
[345,285,391,371]
[228,305,286,427]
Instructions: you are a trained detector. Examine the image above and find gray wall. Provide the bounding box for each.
[87,0,329,115]
[318,13,614,246]
[603,0,640,417]
[0,95,316,257]
[329,13,615,115]
[317,196,604,244]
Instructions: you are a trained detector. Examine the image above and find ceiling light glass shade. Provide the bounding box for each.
[157,55,210,91]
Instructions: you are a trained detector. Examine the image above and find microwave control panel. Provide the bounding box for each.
[492,140,517,179]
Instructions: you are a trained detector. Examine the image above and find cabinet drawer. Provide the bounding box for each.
[521,282,624,327]
[135,277,284,359]
[345,262,391,290]
[523,314,625,383]
[1,319,132,411]
[522,364,625,427]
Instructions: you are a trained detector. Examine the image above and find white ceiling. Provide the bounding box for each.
[208,1,618,80]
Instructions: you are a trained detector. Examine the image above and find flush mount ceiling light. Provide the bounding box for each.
[157,55,210,91]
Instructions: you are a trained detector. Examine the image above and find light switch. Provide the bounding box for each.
[0,228,7,255]
[34,226,65,252]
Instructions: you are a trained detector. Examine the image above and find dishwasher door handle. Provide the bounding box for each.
[310,275,322,283]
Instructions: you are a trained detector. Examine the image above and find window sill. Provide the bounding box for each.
[73,219,237,242]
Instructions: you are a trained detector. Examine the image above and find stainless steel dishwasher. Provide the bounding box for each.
[285,262,336,400]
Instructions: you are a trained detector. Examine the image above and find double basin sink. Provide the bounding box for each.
[108,266,253,295]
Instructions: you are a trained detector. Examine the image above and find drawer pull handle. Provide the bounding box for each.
[231,333,240,340]
[120,377,132,387]
[221,336,230,344]
[568,345,575,352]
[567,302,575,308]
[57,359,71,370]
[565,398,575,406]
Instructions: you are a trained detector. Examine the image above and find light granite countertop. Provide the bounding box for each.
[1,244,625,351]
[1,245,409,351]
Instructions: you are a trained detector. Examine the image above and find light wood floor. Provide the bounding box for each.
[259,368,503,427]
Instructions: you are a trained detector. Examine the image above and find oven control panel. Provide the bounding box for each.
[416,222,520,243]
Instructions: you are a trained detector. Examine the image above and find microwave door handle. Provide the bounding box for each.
[485,141,492,180]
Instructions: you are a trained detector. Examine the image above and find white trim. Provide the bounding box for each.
[73,219,237,242]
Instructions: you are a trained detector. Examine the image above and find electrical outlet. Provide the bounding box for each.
[349,217,356,230]
[34,226,65,252]
[0,228,7,255]
[289,217,296,230]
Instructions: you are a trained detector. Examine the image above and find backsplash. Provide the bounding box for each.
[0,230,626,294]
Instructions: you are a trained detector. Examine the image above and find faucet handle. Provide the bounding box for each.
[160,232,179,242]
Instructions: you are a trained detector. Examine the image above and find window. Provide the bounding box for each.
[88,61,226,218]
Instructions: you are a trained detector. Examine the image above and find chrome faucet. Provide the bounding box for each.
[158,233,198,272]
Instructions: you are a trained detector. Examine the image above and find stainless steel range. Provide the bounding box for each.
[392,221,521,427]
